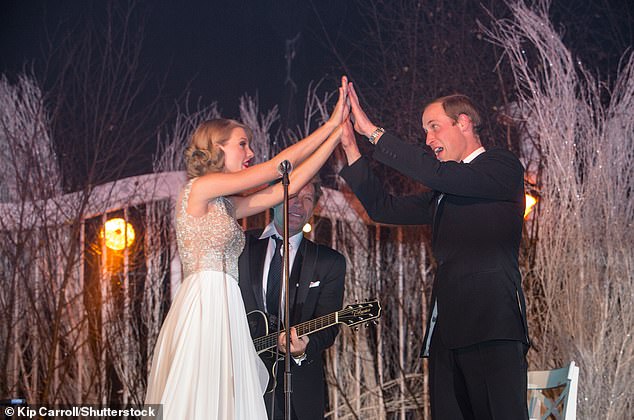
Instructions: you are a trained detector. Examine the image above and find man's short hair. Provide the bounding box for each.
[271,175,323,208]
[430,94,482,136]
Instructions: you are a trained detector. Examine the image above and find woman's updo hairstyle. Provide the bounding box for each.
[184,119,253,178]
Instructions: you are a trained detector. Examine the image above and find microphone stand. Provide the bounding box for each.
[280,163,292,420]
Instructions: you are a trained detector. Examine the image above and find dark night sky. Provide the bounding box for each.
[2,0,633,110]
[3,0,632,113]
[1,0,631,153]
[0,0,365,181]
[0,0,357,118]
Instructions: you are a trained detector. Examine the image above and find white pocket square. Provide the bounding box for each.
[309,281,321,288]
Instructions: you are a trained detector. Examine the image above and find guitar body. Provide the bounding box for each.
[258,349,282,393]
[246,310,284,393]
[246,309,269,340]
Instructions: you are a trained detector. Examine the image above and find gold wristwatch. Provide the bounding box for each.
[367,127,385,145]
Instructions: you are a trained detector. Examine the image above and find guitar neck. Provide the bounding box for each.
[253,312,338,354]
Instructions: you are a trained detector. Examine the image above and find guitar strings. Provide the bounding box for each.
[253,304,376,351]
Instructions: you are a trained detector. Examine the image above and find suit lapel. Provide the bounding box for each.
[292,239,318,322]
[287,249,303,323]
[249,235,269,311]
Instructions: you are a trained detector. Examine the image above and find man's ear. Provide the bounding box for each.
[457,113,472,132]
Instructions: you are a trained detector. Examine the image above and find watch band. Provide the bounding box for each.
[367,127,385,145]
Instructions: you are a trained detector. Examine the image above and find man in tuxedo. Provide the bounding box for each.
[339,84,530,419]
[238,176,346,420]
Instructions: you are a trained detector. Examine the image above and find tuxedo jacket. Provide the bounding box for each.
[238,229,346,420]
[339,132,529,351]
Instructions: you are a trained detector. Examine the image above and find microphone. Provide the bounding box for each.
[278,160,292,175]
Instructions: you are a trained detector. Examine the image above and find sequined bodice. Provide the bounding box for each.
[176,179,245,279]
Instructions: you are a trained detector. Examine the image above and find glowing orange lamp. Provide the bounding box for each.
[524,194,538,218]
[101,218,136,251]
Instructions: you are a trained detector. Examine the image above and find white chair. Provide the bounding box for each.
[527,361,579,420]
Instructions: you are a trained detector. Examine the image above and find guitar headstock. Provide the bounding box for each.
[338,300,381,327]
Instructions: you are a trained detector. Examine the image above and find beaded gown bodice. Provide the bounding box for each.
[176,179,245,280]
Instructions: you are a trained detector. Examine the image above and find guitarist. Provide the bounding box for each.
[238,176,346,420]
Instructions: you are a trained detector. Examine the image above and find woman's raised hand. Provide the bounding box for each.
[327,76,350,127]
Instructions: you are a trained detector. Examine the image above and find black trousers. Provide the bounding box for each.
[429,332,529,420]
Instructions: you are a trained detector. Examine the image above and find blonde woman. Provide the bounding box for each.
[145,77,349,420]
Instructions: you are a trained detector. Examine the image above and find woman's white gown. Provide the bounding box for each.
[145,180,268,419]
